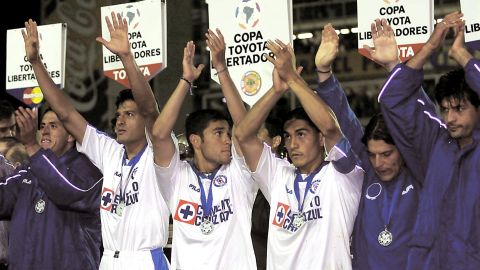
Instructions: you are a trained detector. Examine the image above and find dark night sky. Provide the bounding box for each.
[1,1,40,107]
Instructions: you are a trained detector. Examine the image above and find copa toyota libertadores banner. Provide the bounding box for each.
[357,0,434,62]
[207,0,293,106]
[6,23,66,106]
[100,0,167,88]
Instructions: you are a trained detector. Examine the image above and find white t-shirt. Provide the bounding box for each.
[77,125,170,252]
[154,146,258,270]
[253,137,363,270]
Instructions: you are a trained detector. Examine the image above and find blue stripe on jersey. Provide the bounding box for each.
[151,248,168,270]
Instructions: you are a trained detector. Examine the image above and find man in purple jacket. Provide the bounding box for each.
[375,12,480,269]
[0,107,103,269]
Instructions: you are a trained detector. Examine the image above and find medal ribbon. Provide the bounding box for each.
[190,162,220,217]
[119,144,147,202]
[381,179,403,229]
[293,163,325,213]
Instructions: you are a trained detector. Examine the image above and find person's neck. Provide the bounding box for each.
[298,157,324,175]
[193,155,220,174]
[125,140,147,160]
[458,136,473,149]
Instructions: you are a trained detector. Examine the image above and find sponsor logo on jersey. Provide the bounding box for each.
[272,196,324,233]
[174,200,199,225]
[174,198,235,228]
[100,181,140,214]
[101,187,114,211]
[213,175,228,187]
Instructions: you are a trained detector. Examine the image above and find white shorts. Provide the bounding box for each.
[100,248,169,270]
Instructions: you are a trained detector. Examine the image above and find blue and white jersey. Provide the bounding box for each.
[154,146,258,270]
[253,138,363,270]
[77,125,170,269]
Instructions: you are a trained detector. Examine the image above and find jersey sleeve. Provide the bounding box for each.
[76,124,121,173]
[250,143,287,203]
[231,144,258,195]
[29,149,103,213]
[153,145,180,205]
[378,64,443,182]
[326,136,362,175]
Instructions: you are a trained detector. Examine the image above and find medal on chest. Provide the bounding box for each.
[378,227,393,246]
[291,165,323,229]
[200,219,214,235]
[292,213,306,229]
[377,179,404,247]
[35,198,46,214]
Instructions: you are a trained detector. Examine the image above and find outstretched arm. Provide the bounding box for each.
[407,11,463,70]
[315,24,366,158]
[22,19,87,143]
[96,12,159,135]
[266,40,341,151]
[151,42,204,167]
[363,19,401,72]
[449,21,473,68]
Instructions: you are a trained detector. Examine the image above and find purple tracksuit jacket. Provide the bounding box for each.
[379,59,480,269]
[0,148,103,270]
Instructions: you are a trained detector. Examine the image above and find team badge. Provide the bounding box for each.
[174,200,198,225]
[272,202,290,227]
[35,199,46,214]
[240,71,261,96]
[213,175,228,187]
[100,187,115,211]
[366,182,382,200]
[310,179,321,193]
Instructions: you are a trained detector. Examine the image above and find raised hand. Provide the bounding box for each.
[205,29,227,72]
[426,11,463,50]
[182,41,205,83]
[96,11,131,58]
[15,107,38,149]
[363,18,400,71]
[22,19,41,64]
[315,23,339,72]
[265,39,297,82]
[449,20,472,67]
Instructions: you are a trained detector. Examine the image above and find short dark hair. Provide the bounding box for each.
[0,100,15,121]
[185,109,230,153]
[282,107,319,133]
[115,89,135,108]
[264,116,283,138]
[361,113,395,146]
[434,69,480,108]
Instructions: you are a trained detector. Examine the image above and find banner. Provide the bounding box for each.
[207,0,293,106]
[6,23,66,106]
[357,0,434,62]
[460,0,480,49]
[101,0,167,88]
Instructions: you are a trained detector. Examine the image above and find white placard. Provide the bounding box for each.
[357,0,434,62]
[101,0,167,88]
[460,0,480,49]
[208,0,293,106]
[6,23,66,106]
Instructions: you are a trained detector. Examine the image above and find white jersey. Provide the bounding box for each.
[77,125,170,269]
[253,137,363,270]
[154,146,258,270]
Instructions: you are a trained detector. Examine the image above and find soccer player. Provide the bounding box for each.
[23,14,170,269]
[234,39,363,269]
[375,12,480,269]
[314,24,423,269]
[0,107,103,269]
[151,30,258,269]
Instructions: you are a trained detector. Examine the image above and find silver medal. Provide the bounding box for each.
[292,213,306,229]
[378,228,393,246]
[35,199,46,214]
[117,202,125,217]
[200,219,214,235]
